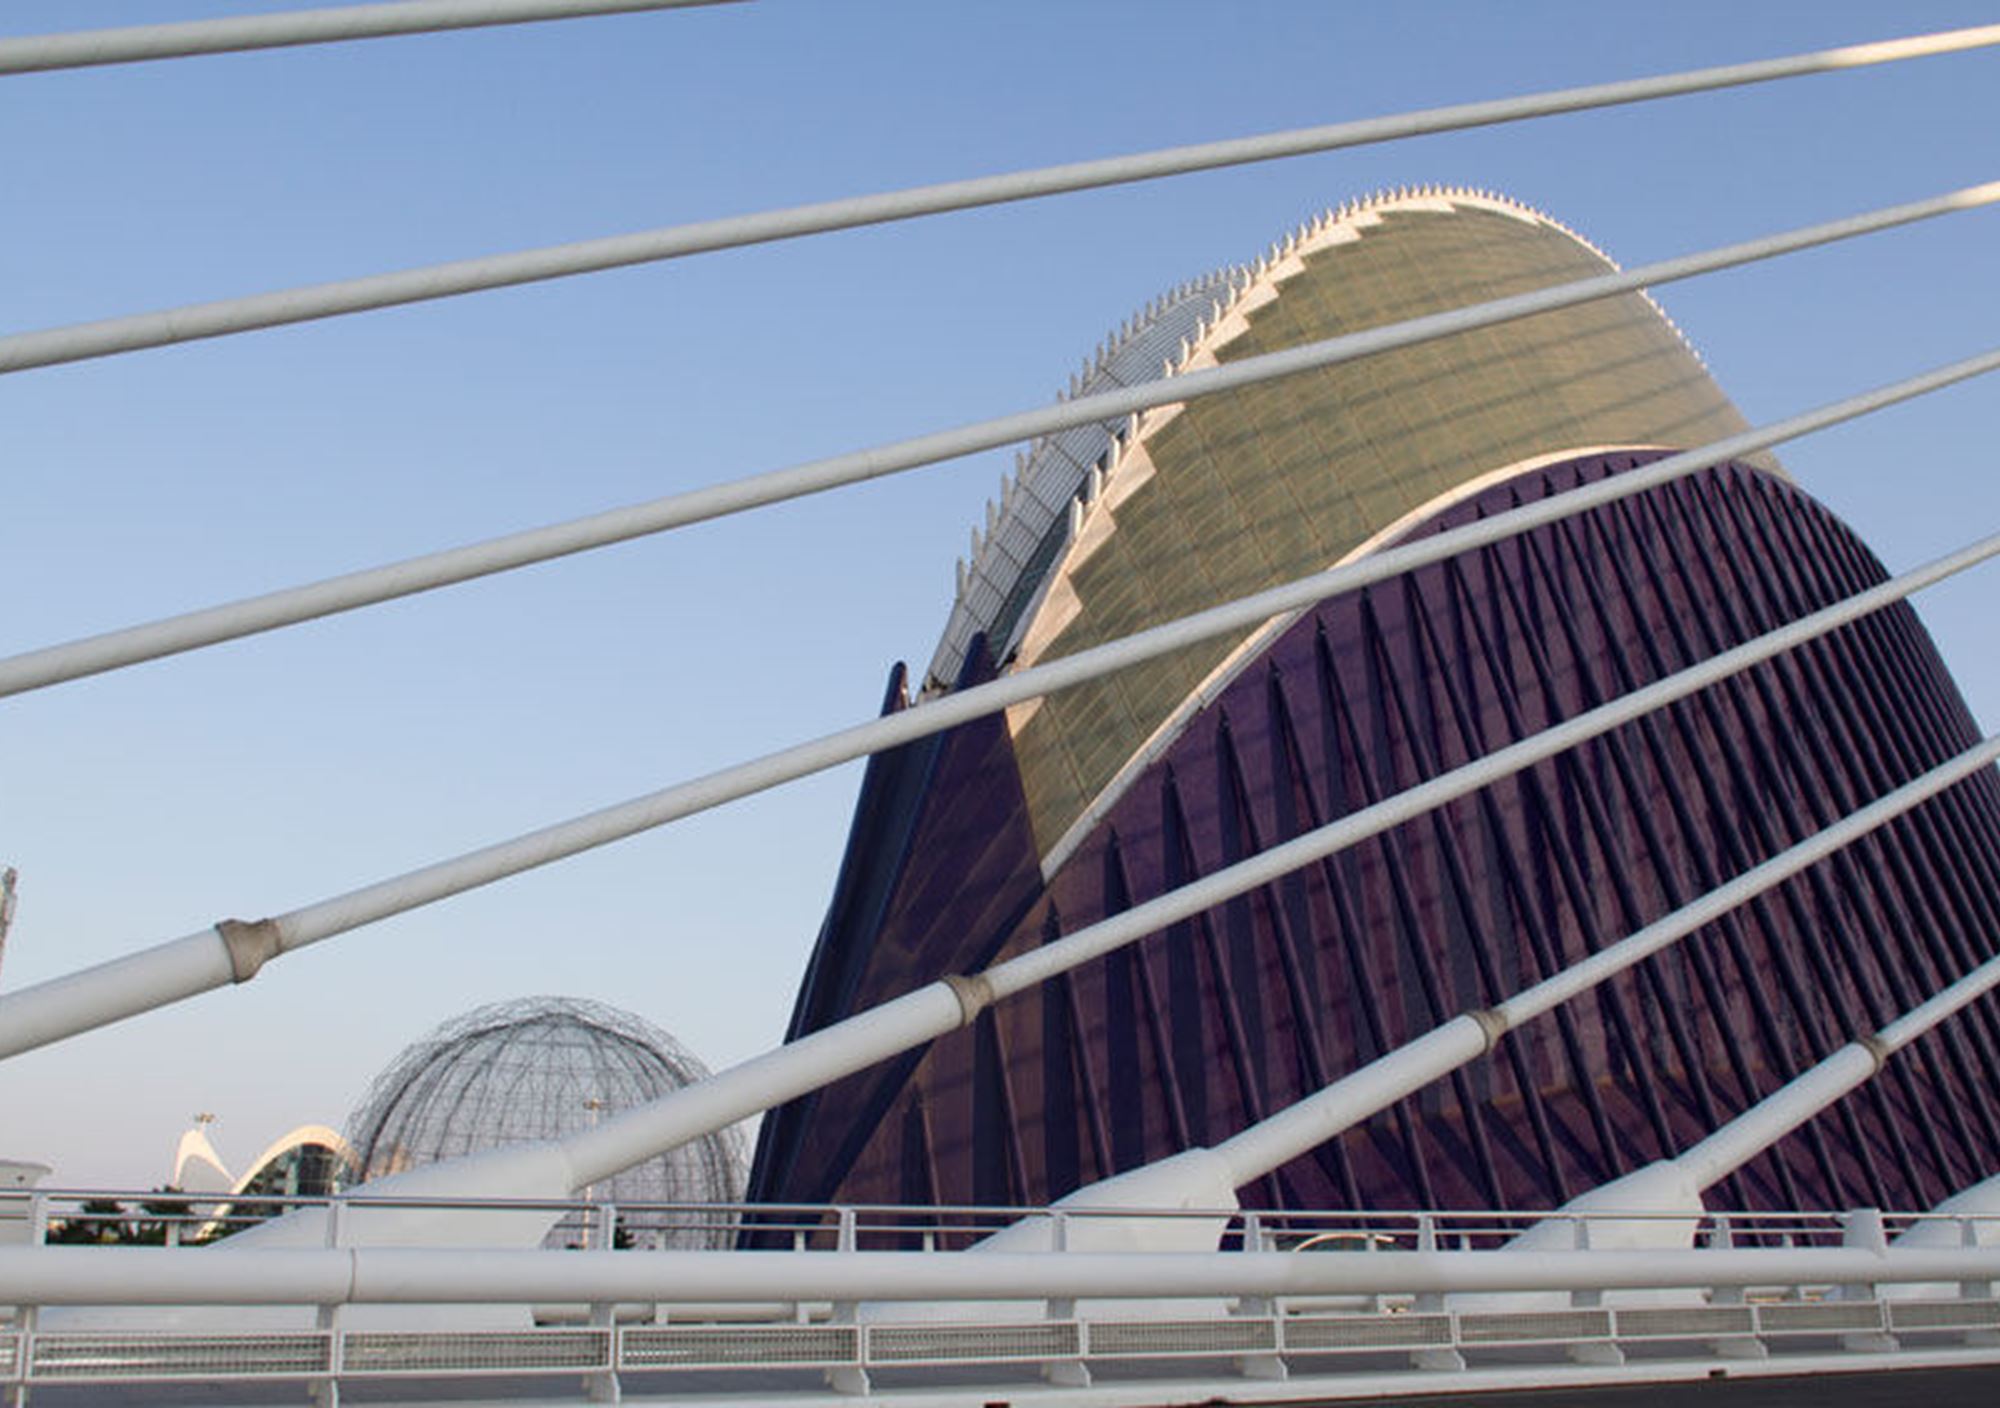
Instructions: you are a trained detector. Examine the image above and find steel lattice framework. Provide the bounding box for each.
[346,997,746,1247]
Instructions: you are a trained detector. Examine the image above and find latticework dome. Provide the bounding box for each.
[346,997,745,1248]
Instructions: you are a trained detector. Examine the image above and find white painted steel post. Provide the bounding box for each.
[312,1198,344,1408]
[1410,1214,1464,1371]
[583,1201,620,1404]
[1041,1210,1090,1387]
[6,191,1999,703]
[823,1205,868,1396]
[1704,1214,1768,1359]
[4,1197,39,1408]
[1961,1217,2000,1330]
[1836,1208,1900,1352]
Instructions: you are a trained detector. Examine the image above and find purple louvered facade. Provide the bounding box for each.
[747,451,2000,1218]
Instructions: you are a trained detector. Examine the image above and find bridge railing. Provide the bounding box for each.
[3,1193,2000,1400]
[14,1183,1985,1254]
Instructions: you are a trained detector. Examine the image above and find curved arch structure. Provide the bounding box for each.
[169,1126,233,1196]
[231,1123,357,1196]
[748,195,2000,1220]
[924,188,1770,869]
[181,1128,360,1240]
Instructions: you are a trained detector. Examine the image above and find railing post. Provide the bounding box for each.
[5,1205,32,1408]
[824,1206,870,1396]
[1836,1208,1898,1353]
[1563,1215,1625,1366]
[1958,1215,2000,1348]
[1705,1213,1767,1359]
[1410,1212,1464,1372]
[1041,1210,1091,1387]
[1361,1217,1385,1314]
[584,1201,622,1404]
[308,1197,344,1408]
[1230,1211,1287,1381]
[4,1305,27,1408]
[1957,1213,1996,1297]
[6,1194,47,1408]
[789,1219,809,1322]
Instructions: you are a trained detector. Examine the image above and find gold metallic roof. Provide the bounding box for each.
[993,190,1767,869]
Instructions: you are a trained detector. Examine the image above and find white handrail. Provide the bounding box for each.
[4,1240,2000,1305]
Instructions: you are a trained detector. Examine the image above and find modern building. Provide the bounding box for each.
[748,189,2000,1218]
[197,1124,356,1238]
[347,996,748,1248]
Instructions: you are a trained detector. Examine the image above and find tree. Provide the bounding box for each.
[47,1197,129,1245]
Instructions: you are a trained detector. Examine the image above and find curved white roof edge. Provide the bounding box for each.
[170,1126,233,1195]
[1035,442,1687,880]
[227,1123,357,1199]
[187,1123,357,1240]
[927,185,1728,699]
[922,266,1242,693]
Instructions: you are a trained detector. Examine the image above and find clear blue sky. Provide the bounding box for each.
[2,1,1997,1190]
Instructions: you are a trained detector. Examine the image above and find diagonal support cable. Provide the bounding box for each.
[0,365,1995,1072]
[1203,735,2000,1188]
[560,548,2000,1186]
[1,24,1997,366]
[3,182,1997,700]
[1675,944,2000,1190]
[0,1,744,76]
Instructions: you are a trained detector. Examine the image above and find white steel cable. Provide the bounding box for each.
[5,1241,2000,1308]
[1676,950,2000,1188]
[3,182,1997,700]
[0,1,742,75]
[0,358,1992,1068]
[3,347,1994,938]
[1,24,1997,366]
[1206,737,2000,1188]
